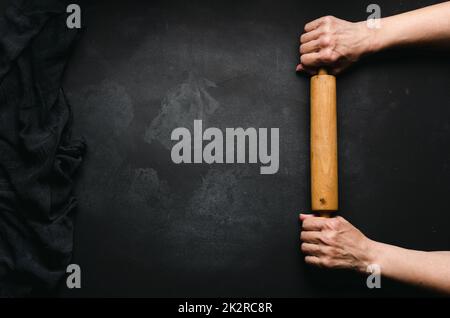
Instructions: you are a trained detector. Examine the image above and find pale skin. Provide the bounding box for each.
[297,2,450,75]
[298,2,450,294]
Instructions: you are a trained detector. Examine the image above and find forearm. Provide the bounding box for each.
[369,240,450,294]
[370,2,450,52]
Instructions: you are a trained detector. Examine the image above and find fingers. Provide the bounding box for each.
[305,256,341,269]
[297,15,342,72]
[300,28,321,44]
[300,231,322,244]
[301,50,337,68]
[299,213,358,270]
[304,17,325,32]
[299,213,313,221]
[300,52,320,67]
[300,215,333,268]
[301,215,329,231]
[301,243,323,256]
[304,255,322,267]
[299,39,321,55]
[295,63,318,75]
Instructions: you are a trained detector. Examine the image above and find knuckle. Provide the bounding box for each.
[328,231,338,241]
[329,247,340,257]
[335,216,346,224]
[323,15,333,24]
[322,24,331,35]
[320,257,331,268]
[327,259,337,268]
[328,53,337,63]
[331,218,340,226]
[320,36,331,47]
[322,231,337,243]
[322,257,337,268]
[319,50,332,63]
[327,217,341,229]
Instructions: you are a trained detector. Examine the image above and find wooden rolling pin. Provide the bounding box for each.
[310,68,338,218]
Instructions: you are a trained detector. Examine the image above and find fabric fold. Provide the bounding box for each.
[0,0,85,296]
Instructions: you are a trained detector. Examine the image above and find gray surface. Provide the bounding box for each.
[57,0,450,297]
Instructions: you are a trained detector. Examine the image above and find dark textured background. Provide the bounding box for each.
[4,0,450,297]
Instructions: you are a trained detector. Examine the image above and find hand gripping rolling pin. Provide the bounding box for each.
[310,68,338,218]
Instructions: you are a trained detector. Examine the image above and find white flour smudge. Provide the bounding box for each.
[144,73,219,149]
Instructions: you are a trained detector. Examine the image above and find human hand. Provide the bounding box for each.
[296,16,376,75]
[299,213,375,273]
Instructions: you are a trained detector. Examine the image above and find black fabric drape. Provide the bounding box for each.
[0,0,85,296]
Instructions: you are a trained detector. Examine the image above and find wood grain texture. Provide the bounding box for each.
[310,71,338,212]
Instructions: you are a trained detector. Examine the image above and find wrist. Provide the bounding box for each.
[358,238,382,273]
[356,20,384,56]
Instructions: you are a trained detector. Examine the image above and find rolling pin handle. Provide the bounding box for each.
[318,68,328,76]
